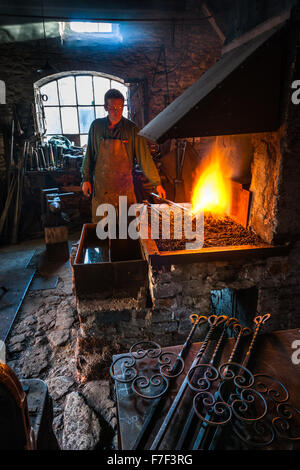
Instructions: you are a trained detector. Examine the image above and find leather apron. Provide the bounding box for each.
[91,138,137,223]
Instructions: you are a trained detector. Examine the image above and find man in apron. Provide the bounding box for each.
[81,89,166,222]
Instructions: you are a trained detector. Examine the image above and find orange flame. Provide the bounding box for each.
[192,143,232,215]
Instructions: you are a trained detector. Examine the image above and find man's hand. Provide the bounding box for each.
[156,185,166,199]
[82,181,92,198]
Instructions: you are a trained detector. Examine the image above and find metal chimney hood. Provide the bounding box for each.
[139,22,288,143]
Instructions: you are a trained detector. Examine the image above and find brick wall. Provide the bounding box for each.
[0,21,222,131]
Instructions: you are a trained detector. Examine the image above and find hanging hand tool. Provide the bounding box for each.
[43,144,49,170]
[174,139,187,202]
[39,145,47,170]
[49,143,56,168]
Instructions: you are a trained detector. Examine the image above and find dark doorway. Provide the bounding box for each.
[210,287,258,327]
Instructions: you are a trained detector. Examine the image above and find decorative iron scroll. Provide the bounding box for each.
[110,340,185,399]
[187,362,268,428]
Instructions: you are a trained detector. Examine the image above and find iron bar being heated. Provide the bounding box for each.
[150,192,192,214]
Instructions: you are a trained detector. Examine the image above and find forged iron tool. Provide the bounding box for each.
[192,321,252,450]
[203,314,271,450]
[176,316,238,450]
[151,192,192,214]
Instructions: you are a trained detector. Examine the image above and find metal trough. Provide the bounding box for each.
[73,223,148,297]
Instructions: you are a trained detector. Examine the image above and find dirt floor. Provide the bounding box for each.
[0,232,117,450]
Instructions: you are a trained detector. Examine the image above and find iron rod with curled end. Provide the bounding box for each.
[193,321,252,450]
[242,313,271,369]
[150,314,228,450]
[132,313,208,450]
[176,316,238,450]
[205,314,271,450]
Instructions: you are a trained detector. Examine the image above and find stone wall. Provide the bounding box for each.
[5,247,119,450]
[275,24,300,243]
[0,21,222,131]
[148,245,300,333]
[249,131,283,244]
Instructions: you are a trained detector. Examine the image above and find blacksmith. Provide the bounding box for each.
[81,88,165,222]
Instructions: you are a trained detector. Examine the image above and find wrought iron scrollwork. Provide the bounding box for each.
[273,403,300,441]
[253,374,289,404]
[187,363,219,393]
[110,340,185,400]
[109,354,137,383]
[228,373,300,447]
[131,374,169,399]
[159,351,185,379]
[219,362,255,389]
[230,387,268,422]
[193,391,232,426]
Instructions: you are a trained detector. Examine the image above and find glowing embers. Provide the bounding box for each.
[192,143,232,216]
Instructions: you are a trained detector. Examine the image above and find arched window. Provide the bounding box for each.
[34,72,128,147]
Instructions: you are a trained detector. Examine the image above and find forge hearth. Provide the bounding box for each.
[72,222,298,384]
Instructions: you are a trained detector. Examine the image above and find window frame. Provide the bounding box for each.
[69,22,115,34]
[34,72,129,147]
